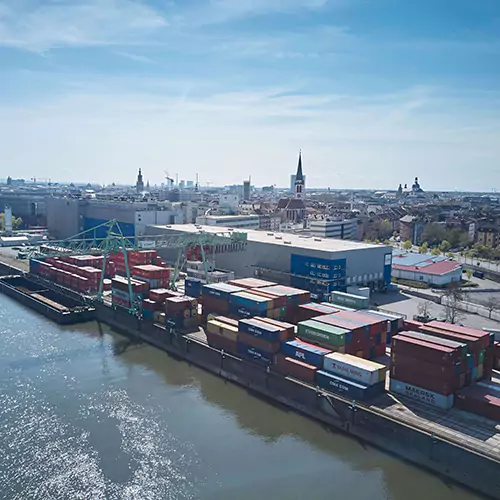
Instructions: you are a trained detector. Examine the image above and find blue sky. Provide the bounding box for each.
[0,0,499,190]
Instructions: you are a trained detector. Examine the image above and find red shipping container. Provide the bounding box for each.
[455,385,500,421]
[237,331,281,354]
[202,295,230,315]
[392,335,459,364]
[427,321,490,349]
[335,310,388,336]
[149,288,180,302]
[206,331,238,354]
[374,344,386,358]
[165,296,192,314]
[273,354,316,384]
[390,366,457,395]
[391,352,458,378]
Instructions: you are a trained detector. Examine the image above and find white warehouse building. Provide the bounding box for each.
[195,215,260,230]
[145,224,393,297]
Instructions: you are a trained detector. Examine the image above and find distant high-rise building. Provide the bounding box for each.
[136,168,144,193]
[186,181,194,188]
[179,180,185,190]
[243,179,251,201]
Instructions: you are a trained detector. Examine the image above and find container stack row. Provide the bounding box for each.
[389,321,494,411]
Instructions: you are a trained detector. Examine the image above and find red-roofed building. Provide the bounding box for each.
[392,254,463,286]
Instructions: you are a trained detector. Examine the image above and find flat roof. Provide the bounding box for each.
[150,224,386,253]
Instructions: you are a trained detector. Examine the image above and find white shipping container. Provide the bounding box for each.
[323,353,385,386]
[389,379,454,410]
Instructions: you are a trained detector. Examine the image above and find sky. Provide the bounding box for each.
[0,0,499,191]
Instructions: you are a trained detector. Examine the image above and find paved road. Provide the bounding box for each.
[0,247,29,272]
[372,291,500,331]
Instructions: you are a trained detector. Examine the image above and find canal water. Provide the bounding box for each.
[0,296,484,500]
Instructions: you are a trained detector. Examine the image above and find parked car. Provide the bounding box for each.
[473,271,485,279]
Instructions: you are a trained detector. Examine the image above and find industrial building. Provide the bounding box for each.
[46,197,199,240]
[391,251,463,286]
[195,214,260,230]
[146,224,393,296]
[309,219,357,240]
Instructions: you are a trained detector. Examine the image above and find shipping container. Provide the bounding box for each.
[238,318,288,342]
[237,342,274,365]
[323,353,386,385]
[238,331,281,354]
[259,285,311,306]
[256,317,295,340]
[334,310,388,336]
[391,335,460,364]
[362,310,404,335]
[228,278,277,289]
[295,303,340,323]
[281,339,331,368]
[398,331,468,358]
[390,365,457,395]
[206,331,238,354]
[202,295,231,315]
[427,321,493,348]
[389,379,454,410]
[391,352,461,379]
[313,314,369,339]
[315,370,385,401]
[328,290,369,310]
[230,291,271,311]
[297,319,351,348]
[455,385,500,421]
[202,283,245,300]
[274,354,317,384]
[207,319,239,342]
[185,277,203,297]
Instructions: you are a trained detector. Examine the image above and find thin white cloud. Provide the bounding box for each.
[0,0,167,52]
[1,81,498,190]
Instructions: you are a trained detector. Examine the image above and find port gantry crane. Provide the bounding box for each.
[33,219,247,314]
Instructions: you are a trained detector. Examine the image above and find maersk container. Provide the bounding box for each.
[315,370,385,401]
[297,320,351,347]
[323,353,386,385]
[389,378,454,410]
[281,339,331,368]
[237,342,274,365]
[238,318,283,342]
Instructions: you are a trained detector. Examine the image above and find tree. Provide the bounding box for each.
[403,240,412,251]
[443,284,465,324]
[0,213,23,231]
[422,223,447,246]
[417,301,433,319]
[431,247,441,256]
[482,296,500,319]
[373,219,393,240]
[419,242,429,254]
[439,239,451,253]
[465,269,472,281]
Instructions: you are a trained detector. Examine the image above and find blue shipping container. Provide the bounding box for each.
[315,370,385,401]
[202,283,244,300]
[229,303,265,319]
[185,278,202,297]
[281,339,331,368]
[230,293,268,311]
[237,342,274,365]
[143,309,153,319]
[238,318,282,342]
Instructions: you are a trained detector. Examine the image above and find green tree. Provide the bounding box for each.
[465,269,472,281]
[421,223,447,246]
[374,219,393,240]
[431,247,441,256]
[0,213,23,230]
[403,240,412,251]
[439,239,451,253]
[419,242,429,254]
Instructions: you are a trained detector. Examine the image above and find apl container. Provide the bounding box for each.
[315,370,385,401]
[389,378,454,410]
[323,353,386,386]
[281,339,331,368]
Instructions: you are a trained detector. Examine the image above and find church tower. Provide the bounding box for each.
[136,168,144,193]
[294,150,305,200]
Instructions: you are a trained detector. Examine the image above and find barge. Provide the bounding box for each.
[1,273,500,498]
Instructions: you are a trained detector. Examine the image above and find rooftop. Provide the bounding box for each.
[392,251,462,275]
[150,224,386,253]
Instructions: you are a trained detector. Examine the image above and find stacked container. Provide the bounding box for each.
[111,250,159,276]
[360,309,404,344]
[164,295,198,330]
[229,291,273,319]
[259,285,311,322]
[184,278,203,298]
[389,332,464,409]
[206,316,239,353]
[456,381,500,421]
[201,283,245,317]
[131,264,172,289]
[294,302,340,323]
[328,291,369,310]
[297,319,351,353]
[238,317,293,365]
[228,278,277,289]
[111,276,148,308]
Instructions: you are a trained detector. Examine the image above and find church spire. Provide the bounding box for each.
[295,150,304,183]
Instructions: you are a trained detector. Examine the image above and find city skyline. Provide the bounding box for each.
[0,0,499,190]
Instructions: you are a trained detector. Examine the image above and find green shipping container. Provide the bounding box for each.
[297,320,349,347]
[479,350,485,365]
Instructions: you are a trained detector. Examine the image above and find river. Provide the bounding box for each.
[0,295,485,500]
